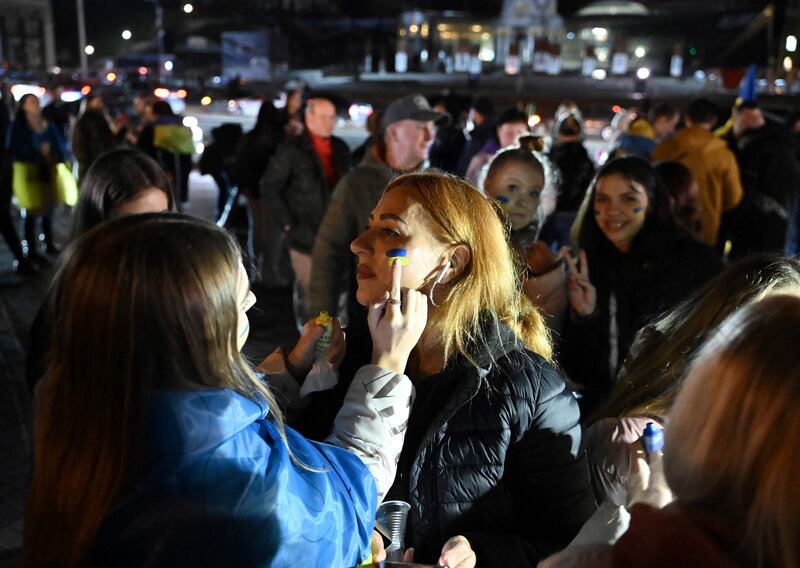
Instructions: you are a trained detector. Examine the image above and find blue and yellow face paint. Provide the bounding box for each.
[386,248,409,266]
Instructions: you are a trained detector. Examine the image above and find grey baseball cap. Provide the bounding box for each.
[380,94,451,129]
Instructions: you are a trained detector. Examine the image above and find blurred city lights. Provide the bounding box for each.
[528,114,541,127]
[592,27,608,41]
[80,85,92,95]
[612,105,622,113]
[200,96,212,106]
[84,45,95,55]
[105,72,117,82]
[591,69,607,80]
[183,3,194,13]
[164,60,174,71]
[122,30,132,40]
[636,67,651,80]
[153,87,170,98]
[787,35,798,53]
[176,88,188,99]
[784,56,793,72]
[138,66,149,75]
[634,46,646,58]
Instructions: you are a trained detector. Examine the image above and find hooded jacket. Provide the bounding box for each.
[652,126,743,246]
[92,361,415,568]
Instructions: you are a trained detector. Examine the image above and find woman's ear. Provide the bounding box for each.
[441,244,471,284]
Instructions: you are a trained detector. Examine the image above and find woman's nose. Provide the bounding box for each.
[350,230,372,256]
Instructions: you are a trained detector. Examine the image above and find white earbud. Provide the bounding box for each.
[428,259,453,307]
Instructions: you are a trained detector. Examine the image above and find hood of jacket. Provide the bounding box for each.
[148,387,268,458]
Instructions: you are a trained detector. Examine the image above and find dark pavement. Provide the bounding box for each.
[0,173,298,566]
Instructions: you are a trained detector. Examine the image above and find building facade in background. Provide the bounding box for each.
[0,0,56,72]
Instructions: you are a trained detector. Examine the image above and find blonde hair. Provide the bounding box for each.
[665,293,800,567]
[25,214,293,567]
[385,171,552,364]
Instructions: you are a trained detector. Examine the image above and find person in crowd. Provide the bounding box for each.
[232,100,291,287]
[261,98,351,327]
[42,85,75,143]
[613,119,656,160]
[542,292,800,567]
[465,106,530,185]
[350,108,382,166]
[283,81,306,137]
[6,93,70,258]
[198,123,243,220]
[26,148,175,392]
[720,100,800,258]
[549,102,595,214]
[653,161,702,240]
[480,136,566,332]
[125,91,152,145]
[455,96,494,176]
[584,254,800,511]
[652,97,743,247]
[24,212,425,567]
[427,96,463,174]
[296,171,596,567]
[71,95,118,185]
[309,93,449,318]
[618,102,681,159]
[560,157,720,415]
[648,102,680,142]
[0,82,28,273]
[137,100,193,204]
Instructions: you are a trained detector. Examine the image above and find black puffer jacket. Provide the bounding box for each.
[550,141,595,212]
[259,131,350,253]
[293,318,595,567]
[560,227,721,414]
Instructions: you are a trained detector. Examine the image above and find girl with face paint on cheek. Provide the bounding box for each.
[561,157,721,416]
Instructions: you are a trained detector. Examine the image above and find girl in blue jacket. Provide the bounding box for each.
[24,213,426,567]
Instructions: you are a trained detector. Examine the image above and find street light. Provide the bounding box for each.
[183,3,194,13]
[787,35,798,53]
[122,29,132,40]
[84,44,95,55]
[636,67,651,80]
[634,46,646,58]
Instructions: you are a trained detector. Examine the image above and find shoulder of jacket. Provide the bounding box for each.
[489,349,566,405]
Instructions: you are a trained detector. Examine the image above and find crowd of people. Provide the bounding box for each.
[2,82,799,568]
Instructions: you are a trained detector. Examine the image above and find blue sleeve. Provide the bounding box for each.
[172,420,377,568]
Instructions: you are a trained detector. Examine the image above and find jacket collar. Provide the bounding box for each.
[418,317,521,450]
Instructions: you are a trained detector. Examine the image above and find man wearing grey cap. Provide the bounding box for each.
[308,94,449,318]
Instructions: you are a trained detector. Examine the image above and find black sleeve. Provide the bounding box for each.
[463,362,596,566]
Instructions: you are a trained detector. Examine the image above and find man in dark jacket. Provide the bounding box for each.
[260,98,350,325]
[720,102,800,258]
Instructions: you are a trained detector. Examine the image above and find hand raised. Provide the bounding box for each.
[368,258,428,373]
[564,249,597,317]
